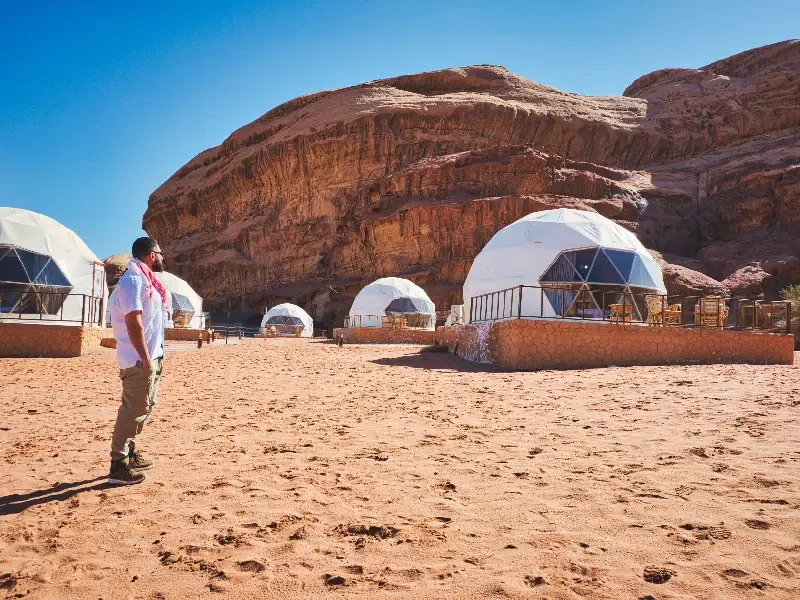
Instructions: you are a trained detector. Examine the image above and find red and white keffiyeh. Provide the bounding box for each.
[127,257,169,310]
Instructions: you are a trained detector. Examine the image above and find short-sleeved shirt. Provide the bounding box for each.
[110,269,165,369]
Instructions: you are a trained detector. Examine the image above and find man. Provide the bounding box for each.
[107,237,168,485]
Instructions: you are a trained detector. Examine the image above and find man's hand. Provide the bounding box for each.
[125,310,151,372]
[136,359,154,376]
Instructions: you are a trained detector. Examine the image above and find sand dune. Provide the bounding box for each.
[1,340,798,599]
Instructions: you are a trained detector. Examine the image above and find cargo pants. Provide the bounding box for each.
[110,357,164,461]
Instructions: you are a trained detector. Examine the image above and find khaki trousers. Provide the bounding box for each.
[110,358,164,461]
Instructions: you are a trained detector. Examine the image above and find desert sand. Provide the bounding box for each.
[1,339,799,599]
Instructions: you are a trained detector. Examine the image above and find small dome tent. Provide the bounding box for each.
[156,271,205,330]
[260,303,313,337]
[0,207,106,324]
[463,208,666,323]
[349,277,436,329]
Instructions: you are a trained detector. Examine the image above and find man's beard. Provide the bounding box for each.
[152,258,165,272]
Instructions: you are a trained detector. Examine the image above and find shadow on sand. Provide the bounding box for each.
[370,350,504,373]
[0,476,113,516]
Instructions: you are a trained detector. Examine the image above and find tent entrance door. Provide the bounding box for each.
[89,261,106,326]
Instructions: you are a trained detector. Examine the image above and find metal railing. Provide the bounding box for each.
[344,313,436,329]
[0,290,105,326]
[467,285,792,333]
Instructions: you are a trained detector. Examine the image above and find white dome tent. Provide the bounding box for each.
[463,208,666,323]
[348,277,436,330]
[261,303,313,337]
[0,207,106,325]
[156,271,205,330]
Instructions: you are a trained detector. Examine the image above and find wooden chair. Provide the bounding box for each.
[609,304,632,324]
[664,304,682,326]
[646,296,664,326]
[694,297,728,327]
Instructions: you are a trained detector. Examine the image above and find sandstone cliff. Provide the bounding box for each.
[144,40,800,328]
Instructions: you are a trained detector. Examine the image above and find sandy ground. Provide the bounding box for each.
[1,340,799,600]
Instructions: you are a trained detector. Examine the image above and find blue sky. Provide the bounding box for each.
[1,0,797,259]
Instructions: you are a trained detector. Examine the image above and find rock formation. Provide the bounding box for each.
[103,253,131,289]
[144,40,800,328]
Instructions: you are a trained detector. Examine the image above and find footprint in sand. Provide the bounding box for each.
[745,519,771,530]
[236,560,265,573]
[643,566,675,584]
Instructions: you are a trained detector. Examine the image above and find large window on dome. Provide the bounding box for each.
[265,315,304,327]
[539,247,660,321]
[169,292,196,328]
[541,247,658,288]
[0,245,73,315]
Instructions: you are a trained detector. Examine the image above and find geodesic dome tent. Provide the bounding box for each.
[260,303,313,337]
[463,208,666,323]
[0,208,106,325]
[156,271,204,329]
[348,277,436,329]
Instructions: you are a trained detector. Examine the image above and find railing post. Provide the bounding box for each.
[787,301,792,335]
[540,286,544,318]
[518,285,523,319]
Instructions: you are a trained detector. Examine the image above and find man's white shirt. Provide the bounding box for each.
[110,270,165,369]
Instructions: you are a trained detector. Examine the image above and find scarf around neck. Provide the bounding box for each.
[127,257,169,310]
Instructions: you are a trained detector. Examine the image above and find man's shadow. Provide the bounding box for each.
[0,477,113,516]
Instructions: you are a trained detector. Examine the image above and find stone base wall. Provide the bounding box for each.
[0,323,107,358]
[165,328,208,342]
[436,320,795,370]
[333,327,437,345]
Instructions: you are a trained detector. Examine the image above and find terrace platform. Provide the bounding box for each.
[0,323,108,358]
[436,319,795,370]
[333,326,437,345]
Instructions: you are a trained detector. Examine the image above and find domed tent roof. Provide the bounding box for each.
[349,277,436,329]
[156,271,204,329]
[260,303,313,337]
[463,208,666,322]
[0,207,106,324]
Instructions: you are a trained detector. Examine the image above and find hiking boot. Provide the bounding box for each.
[108,459,145,486]
[128,449,155,471]
[127,441,154,471]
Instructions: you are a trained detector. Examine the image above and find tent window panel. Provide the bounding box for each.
[26,286,71,314]
[33,258,72,287]
[544,288,577,317]
[0,283,28,313]
[266,315,304,327]
[592,288,621,312]
[385,297,422,313]
[16,249,52,283]
[171,293,194,312]
[572,249,598,281]
[605,249,636,281]
[587,249,624,284]
[629,255,658,289]
[0,252,29,283]
[541,252,582,282]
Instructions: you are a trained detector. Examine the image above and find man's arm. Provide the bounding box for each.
[124,310,152,374]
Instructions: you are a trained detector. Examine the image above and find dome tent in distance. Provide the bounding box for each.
[156,271,205,329]
[0,207,107,324]
[261,303,314,337]
[349,277,436,330]
[462,208,666,323]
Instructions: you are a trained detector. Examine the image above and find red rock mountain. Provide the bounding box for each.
[144,40,800,327]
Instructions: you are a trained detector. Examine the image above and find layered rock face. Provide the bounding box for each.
[144,40,800,327]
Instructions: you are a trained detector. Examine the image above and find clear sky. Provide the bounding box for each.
[1,0,797,259]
